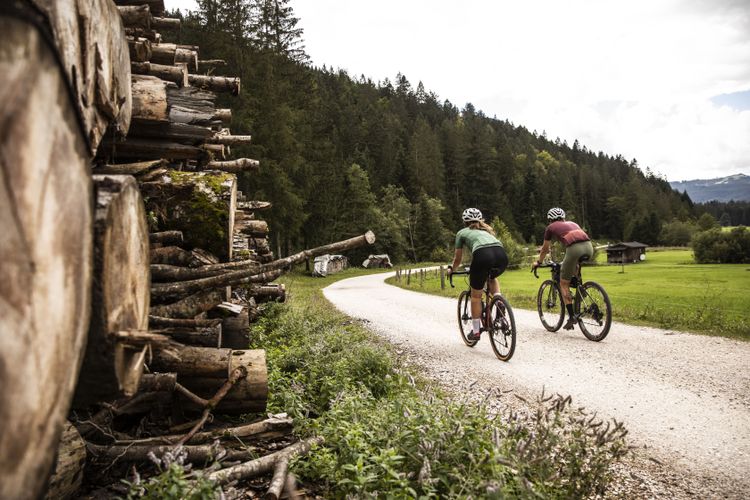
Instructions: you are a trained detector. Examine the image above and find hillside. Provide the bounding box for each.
[670,173,750,203]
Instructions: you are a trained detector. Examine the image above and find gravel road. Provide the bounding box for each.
[323,271,750,498]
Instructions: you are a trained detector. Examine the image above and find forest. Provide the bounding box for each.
[168,0,716,264]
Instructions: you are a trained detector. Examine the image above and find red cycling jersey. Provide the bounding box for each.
[543,221,590,247]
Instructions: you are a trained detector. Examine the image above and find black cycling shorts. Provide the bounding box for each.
[469,245,508,290]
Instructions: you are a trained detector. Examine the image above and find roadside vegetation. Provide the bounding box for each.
[248,268,628,498]
[388,249,750,340]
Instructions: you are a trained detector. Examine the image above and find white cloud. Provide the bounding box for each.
[166,0,750,181]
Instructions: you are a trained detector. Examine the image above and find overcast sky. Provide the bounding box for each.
[166,0,750,182]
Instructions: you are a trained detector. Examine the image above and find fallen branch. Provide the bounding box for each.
[207,436,324,485]
[86,442,254,463]
[266,458,288,500]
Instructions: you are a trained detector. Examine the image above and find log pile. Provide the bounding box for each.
[1,1,376,498]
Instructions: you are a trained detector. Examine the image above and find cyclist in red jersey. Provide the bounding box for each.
[531,207,594,329]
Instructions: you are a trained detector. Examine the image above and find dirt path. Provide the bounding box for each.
[323,272,750,498]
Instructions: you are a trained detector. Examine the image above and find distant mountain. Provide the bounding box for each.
[670,173,750,203]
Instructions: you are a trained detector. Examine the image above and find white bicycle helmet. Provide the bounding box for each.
[547,207,566,221]
[462,207,483,222]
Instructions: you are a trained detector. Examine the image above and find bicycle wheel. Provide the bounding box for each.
[457,290,478,347]
[576,281,612,341]
[488,295,516,361]
[537,280,564,332]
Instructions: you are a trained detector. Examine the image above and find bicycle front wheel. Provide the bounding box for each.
[488,295,516,361]
[457,290,478,347]
[537,280,564,331]
[576,281,612,341]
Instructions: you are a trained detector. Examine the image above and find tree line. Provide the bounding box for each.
[170,1,714,264]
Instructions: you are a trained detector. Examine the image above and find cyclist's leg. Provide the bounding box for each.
[468,248,493,338]
[560,242,591,328]
[488,246,508,296]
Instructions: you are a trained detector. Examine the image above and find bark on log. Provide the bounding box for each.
[149,289,224,319]
[205,158,259,173]
[141,172,237,260]
[151,16,181,30]
[167,86,221,127]
[0,17,93,499]
[199,59,227,68]
[127,37,152,62]
[100,137,209,162]
[43,422,86,500]
[238,220,269,237]
[154,324,222,347]
[202,143,227,160]
[131,61,188,87]
[114,0,165,16]
[118,5,151,29]
[138,373,177,392]
[128,121,214,144]
[151,269,282,302]
[149,316,222,328]
[151,43,198,71]
[221,312,250,349]
[210,130,252,145]
[215,108,232,124]
[125,27,161,43]
[150,230,183,245]
[86,443,253,464]
[207,437,324,485]
[95,159,166,176]
[178,351,268,414]
[73,175,150,408]
[114,415,293,446]
[266,458,289,500]
[150,345,232,378]
[247,284,286,303]
[150,246,202,267]
[238,200,272,211]
[188,74,241,95]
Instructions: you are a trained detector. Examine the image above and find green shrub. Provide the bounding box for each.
[692,226,750,263]
[252,276,629,498]
[123,452,218,500]
[660,219,697,246]
[490,217,527,268]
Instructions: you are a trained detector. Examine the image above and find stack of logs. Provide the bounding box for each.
[33,1,376,499]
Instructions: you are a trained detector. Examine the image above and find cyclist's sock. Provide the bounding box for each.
[565,303,575,318]
[472,319,482,334]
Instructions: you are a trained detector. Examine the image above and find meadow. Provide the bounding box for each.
[387,249,750,340]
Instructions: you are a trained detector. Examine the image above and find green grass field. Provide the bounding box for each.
[387,249,750,340]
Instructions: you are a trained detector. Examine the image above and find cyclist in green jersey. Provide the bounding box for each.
[448,208,508,341]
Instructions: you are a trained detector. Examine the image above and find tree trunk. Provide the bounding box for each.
[100,136,209,162]
[221,312,250,349]
[188,74,241,95]
[150,345,232,378]
[141,171,237,261]
[177,350,268,414]
[151,269,282,302]
[130,75,168,123]
[152,16,181,30]
[117,5,150,29]
[238,219,269,237]
[43,422,86,500]
[206,158,259,173]
[149,289,224,319]
[150,246,203,267]
[128,120,214,144]
[0,17,92,499]
[73,175,150,408]
[114,0,166,16]
[138,372,178,392]
[150,230,183,246]
[131,61,188,87]
[94,159,166,176]
[151,43,198,71]
[149,316,222,328]
[127,37,152,62]
[153,324,222,347]
[247,284,286,303]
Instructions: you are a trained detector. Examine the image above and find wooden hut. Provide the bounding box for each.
[606,242,648,264]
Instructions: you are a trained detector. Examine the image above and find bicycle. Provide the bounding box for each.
[449,266,516,361]
[533,257,612,341]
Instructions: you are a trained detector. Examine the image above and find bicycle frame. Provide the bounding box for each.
[449,268,493,328]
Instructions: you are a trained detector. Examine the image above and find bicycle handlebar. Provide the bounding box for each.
[447,265,469,288]
[532,261,558,279]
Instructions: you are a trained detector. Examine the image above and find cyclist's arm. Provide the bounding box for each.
[534,239,551,267]
[449,248,463,273]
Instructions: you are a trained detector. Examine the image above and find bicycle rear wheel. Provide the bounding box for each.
[457,290,478,347]
[488,295,516,361]
[576,281,612,341]
[537,280,564,331]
